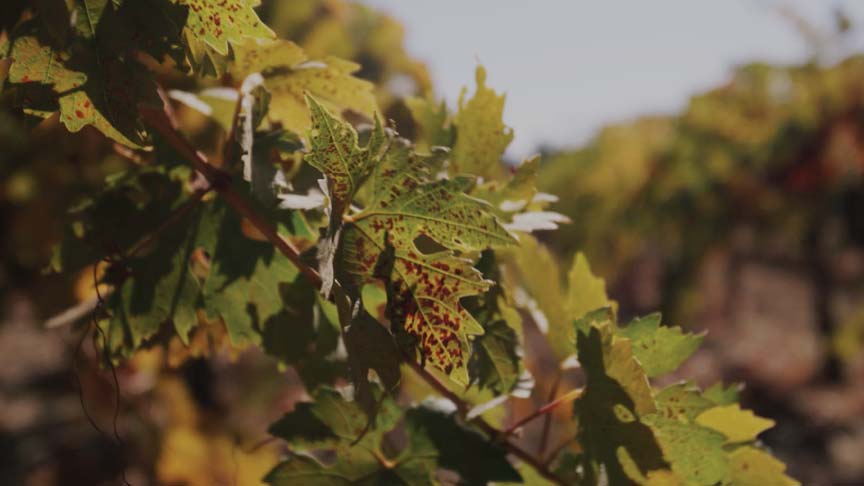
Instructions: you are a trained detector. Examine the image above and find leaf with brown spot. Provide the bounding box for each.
[4,33,157,148]
[176,0,274,71]
[341,140,515,384]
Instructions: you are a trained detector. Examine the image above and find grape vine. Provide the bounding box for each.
[1,1,798,485]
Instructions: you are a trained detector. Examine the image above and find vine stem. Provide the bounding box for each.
[139,102,322,287]
[45,186,210,329]
[139,98,568,486]
[407,362,568,485]
[502,387,583,438]
[538,370,563,456]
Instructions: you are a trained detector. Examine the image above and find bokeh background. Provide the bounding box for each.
[2,1,864,485]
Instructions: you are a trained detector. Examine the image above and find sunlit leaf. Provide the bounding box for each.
[452,65,513,180]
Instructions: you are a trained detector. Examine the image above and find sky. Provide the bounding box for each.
[361,0,864,159]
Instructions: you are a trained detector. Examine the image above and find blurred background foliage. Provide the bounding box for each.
[1,1,863,485]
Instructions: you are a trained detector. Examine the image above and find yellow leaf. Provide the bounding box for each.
[696,404,775,443]
[232,40,377,134]
[452,65,513,180]
[566,252,614,323]
[727,447,800,486]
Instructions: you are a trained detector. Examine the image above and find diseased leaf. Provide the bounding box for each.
[341,140,515,384]
[695,404,775,444]
[653,384,714,422]
[305,96,385,221]
[4,33,157,147]
[618,313,704,378]
[177,0,274,69]
[232,40,377,134]
[305,96,385,295]
[451,65,513,180]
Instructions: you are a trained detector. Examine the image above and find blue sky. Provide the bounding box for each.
[361,0,864,159]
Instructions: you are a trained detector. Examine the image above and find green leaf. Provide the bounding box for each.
[405,95,452,150]
[467,251,526,395]
[703,382,741,406]
[266,388,438,486]
[505,238,610,362]
[566,252,612,320]
[695,404,775,444]
[653,384,715,422]
[269,387,400,448]
[344,309,402,420]
[232,40,378,134]
[573,322,666,485]
[641,415,730,486]
[341,140,515,383]
[618,313,704,378]
[406,406,522,485]
[201,197,300,345]
[452,65,513,180]
[4,32,157,147]
[74,0,188,65]
[106,203,207,350]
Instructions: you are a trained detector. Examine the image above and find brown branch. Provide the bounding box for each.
[139,103,322,287]
[538,370,562,457]
[502,387,583,438]
[140,97,567,486]
[45,185,210,329]
[127,186,211,257]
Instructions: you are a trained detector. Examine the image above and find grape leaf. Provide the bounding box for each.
[466,251,526,395]
[4,32,156,147]
[695,404,775,444]
[344,309,402,420]
[640,414,730,486]
[406,406,522,485]
[653,384,715,422]
[341,139,515,384]
[574,321,666,485]
[201,197,301,345]
[727,447,799,486]
[618,313,704,378]
[74,0,188,65]
[305,96,385,223]
[451,65,513,180]
[305,96,385,295]
[473,155,570,234]
[177,0,274,70]
[231,40,377,134]
[566,252,612,320]
[405,95,453,150]
[266,387,438,486]
[106,203,208,351]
